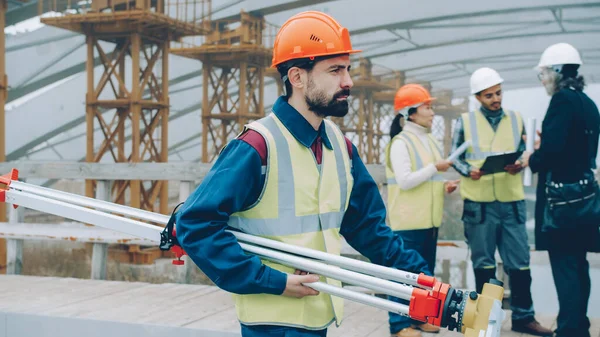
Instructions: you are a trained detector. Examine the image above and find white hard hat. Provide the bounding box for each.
[536,43,583,70]
[470,67,504,95]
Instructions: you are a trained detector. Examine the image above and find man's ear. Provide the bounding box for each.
[288,67,305,91]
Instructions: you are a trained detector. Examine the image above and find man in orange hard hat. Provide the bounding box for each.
[385,84,458,337]
[176,11,430,337]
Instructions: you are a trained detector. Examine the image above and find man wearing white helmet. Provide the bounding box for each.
[523,42,600,337]
[450,67,553,336]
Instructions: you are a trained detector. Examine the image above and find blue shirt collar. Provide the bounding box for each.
[272,96,333,150]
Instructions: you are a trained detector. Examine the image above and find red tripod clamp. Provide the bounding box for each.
[408,274,451,326]
[0,169,19,208]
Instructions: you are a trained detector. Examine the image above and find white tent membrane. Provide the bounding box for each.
[4,0,600,163]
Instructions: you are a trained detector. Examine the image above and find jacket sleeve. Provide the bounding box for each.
[450,117,472,177]
[339,143,431,275]
[175,139,287,295]
[390,138,438,190]
[529,92,571,173]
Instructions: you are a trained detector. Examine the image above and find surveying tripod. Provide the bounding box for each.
[0,169,506,337]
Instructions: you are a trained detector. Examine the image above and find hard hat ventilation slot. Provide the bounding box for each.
[309,34,323,43]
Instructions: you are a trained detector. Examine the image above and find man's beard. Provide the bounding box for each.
[305,80,351,117]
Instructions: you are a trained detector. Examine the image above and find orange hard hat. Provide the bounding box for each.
[271,11,361,68]
[394,84,436,111]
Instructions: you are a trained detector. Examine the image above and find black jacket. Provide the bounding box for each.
[530,88,600,252]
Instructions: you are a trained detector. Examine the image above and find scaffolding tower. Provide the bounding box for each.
[171,11,276,163]
[38,0,210,213]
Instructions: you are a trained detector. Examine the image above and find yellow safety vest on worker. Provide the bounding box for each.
[460,109,525,202]
[385,131,445,231]
[228,113,353,330]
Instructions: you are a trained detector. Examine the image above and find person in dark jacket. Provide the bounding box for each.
[523,42,600,337]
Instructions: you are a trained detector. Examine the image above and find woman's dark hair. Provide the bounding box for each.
[389,114,404,139]
[557,64,586,92]
[406,107,418,121]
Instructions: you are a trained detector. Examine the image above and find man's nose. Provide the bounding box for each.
[341,70,353,89]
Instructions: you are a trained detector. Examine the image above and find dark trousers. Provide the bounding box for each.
[241,324,327,337]
[388,228,438,334]
[548,249,592,337]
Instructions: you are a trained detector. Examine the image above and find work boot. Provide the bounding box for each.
[511,319,554,336]
[393,327,421,337]
[412,323,440,333]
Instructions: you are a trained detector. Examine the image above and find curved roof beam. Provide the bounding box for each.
[6,0,39,26]
[431,66,600,94]
[401,47,600,75]
[362,29,600,61]
[217,0,336,21]
[7,69,201,159]
[349,1,600,35]
[9,70,277,160]
[7,32,78,53]
[367,32,598,76]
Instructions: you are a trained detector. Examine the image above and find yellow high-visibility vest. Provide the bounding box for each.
[385,131,445,230]
[229,113,353,330]
[460,109,525,202]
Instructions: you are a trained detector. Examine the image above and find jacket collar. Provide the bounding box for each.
[272,96,333,150]
[479,106,505,119]
[404,121,430,135]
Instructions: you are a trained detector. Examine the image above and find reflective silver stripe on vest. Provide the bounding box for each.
[466,110,521,160]
[508,110,520,149]
[400,134,424,169]
[228,212,345,236]
[325,122,349,212]
[468,110,483,159]
[229,115,347,236]
[387,134,444,185]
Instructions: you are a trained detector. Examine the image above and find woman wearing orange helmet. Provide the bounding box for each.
[384,84,458,337]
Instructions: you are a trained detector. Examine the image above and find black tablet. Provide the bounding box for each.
[479,151,524,175]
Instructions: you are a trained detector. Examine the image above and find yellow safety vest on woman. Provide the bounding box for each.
[228,113,353,330]
[460,109,525,202]
[385,131,445,231]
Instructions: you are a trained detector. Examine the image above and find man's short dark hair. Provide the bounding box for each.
[277,58,317,98]
[276,54,347,97]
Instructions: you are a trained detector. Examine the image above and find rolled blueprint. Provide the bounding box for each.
[523,118,536,186]
[447,140,472,162]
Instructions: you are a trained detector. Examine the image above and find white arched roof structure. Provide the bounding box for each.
[5,0,600,164]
